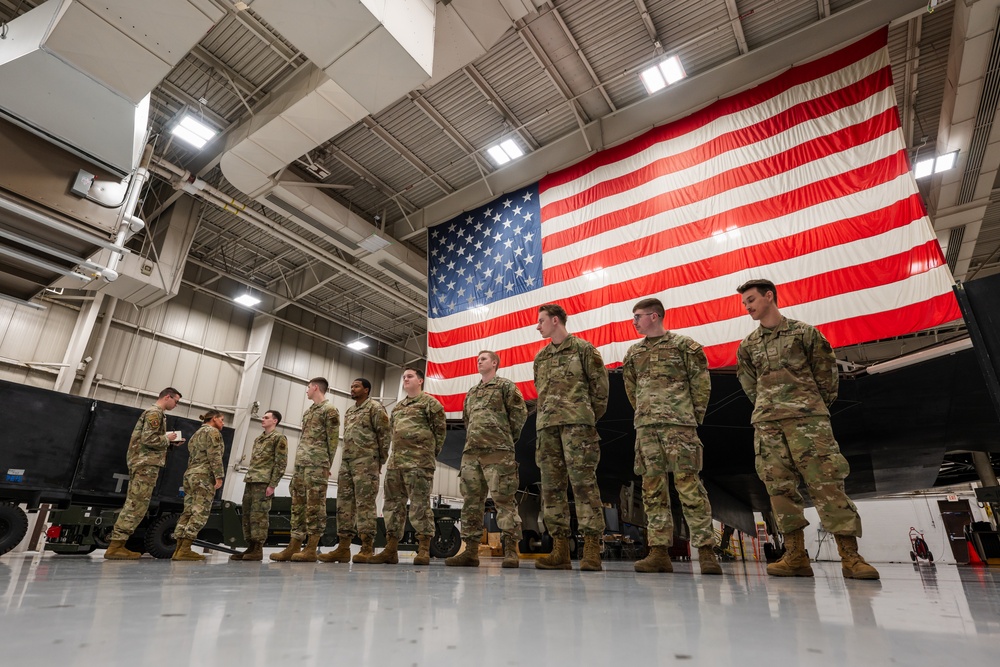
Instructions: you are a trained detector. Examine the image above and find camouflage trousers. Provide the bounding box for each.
[536,424,605,538]
[174,472,216,540]
[110,464,161,541]
[337,455,380,538]
[458,452,522,543]
[754,416,862,536]
[290,465,328,541]
[241,482,272,543]
[636,426,715,548]
[382,467,435,539]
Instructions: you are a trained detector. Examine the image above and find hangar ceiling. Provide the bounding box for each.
[0,0,996,364]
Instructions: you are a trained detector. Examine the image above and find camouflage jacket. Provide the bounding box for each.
[388,392,446,471]
[243,430,288,487]
[184,425,225,480]
[125,404,170,468]
[344,398,390,465]
[295,400,340,468]
[533,335,609,428]
[736,317,839,423]
[463,376,528,455]
[623,332,711,428]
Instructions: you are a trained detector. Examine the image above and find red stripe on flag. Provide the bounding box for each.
[541,68,893,226]
[540,27,889,193]
[703,292,962,367]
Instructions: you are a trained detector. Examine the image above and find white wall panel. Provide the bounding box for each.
[0,299,77,385]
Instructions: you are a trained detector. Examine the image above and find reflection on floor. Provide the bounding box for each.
[1,551,998,666]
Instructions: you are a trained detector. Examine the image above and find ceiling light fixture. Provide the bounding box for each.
[640,55,686,94]
[171,113,218,149]
[914,150,959,180]
[486,138,526,166]
[233,293,260,308]
[347,340,369,351]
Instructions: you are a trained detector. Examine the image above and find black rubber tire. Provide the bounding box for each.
[429,526,461,559]
[910,550,916,562]
[92,525,113,550]
[0,504,29,556]
[143,513,180,559]
[927,551,934,563]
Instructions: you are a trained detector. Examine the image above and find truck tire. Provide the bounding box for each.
[144,513,180,559]
[429,525,461,559]
[0,504,30,556]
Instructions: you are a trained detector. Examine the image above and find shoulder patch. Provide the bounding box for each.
[147,413,161,430]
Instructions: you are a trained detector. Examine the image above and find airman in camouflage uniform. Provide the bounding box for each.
[736,279,879,580]
[623,297,721,575]
[370,368,446,566]
[320,378,389,564]
[446,351,528,568]
[105,387,183,559]
[271,377,340,563]
[231,409,287,561]
[172,411,226,560]
[533,304,609,572]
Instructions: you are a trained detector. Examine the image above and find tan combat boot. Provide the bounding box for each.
[634,545,673,573]
[290,535,321,562]
[445,539,481,567]
[240,541,264,562]
[501,534,520,569]
[229,547,244,561]
[369,535,399,564]
[698,545,723,575]
[352,534,374,564]
[318,535,353,563]
[269,537,303,562]
[766,529,814,577]
[413,536,431,565]
[535,536,572,570]
[835,535,880,580]
[172,539,206,561]
[579,534,603,572]
[104,540,141,560]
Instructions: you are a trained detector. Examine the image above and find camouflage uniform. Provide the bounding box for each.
[290,400,339,541]
[174,424,226,540]
[241,430,288,543]
[459,377,528,543]
[737,317,862,536]
[383,392,446,539]
[110,404,169,541]
[338,398,390,539]
[623,332,716,548]
[533,335,609,538]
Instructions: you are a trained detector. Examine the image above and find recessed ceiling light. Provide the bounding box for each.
[171,114,218,149]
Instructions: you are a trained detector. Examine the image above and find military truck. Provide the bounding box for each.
[0,379,460,558]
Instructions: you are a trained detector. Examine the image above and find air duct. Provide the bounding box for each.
[220,0,532,294]
[0,0,223,176]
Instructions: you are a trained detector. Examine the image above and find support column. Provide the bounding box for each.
[222,313,275,502]
[53,292,106,394]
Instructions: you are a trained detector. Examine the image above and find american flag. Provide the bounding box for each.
[425,28,962,417]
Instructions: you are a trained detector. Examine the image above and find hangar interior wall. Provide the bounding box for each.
[0,285,461,504]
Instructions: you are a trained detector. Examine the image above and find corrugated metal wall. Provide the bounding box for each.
[0,285,461,499]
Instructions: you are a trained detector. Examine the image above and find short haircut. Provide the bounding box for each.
[478,350,500,367]
[264,410,282,425]
[633,297,665,318]
[736,279,779,306]
[309,377,329,394]
[354,377,372,392]
[199,410,223,423]
[538,303,568,325]
[403,367,425,382]
[159,387,182,400]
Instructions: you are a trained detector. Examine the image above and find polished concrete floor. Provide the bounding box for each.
[1,550,998,666]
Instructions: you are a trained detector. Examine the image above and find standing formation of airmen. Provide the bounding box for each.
[106,278,878,580]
